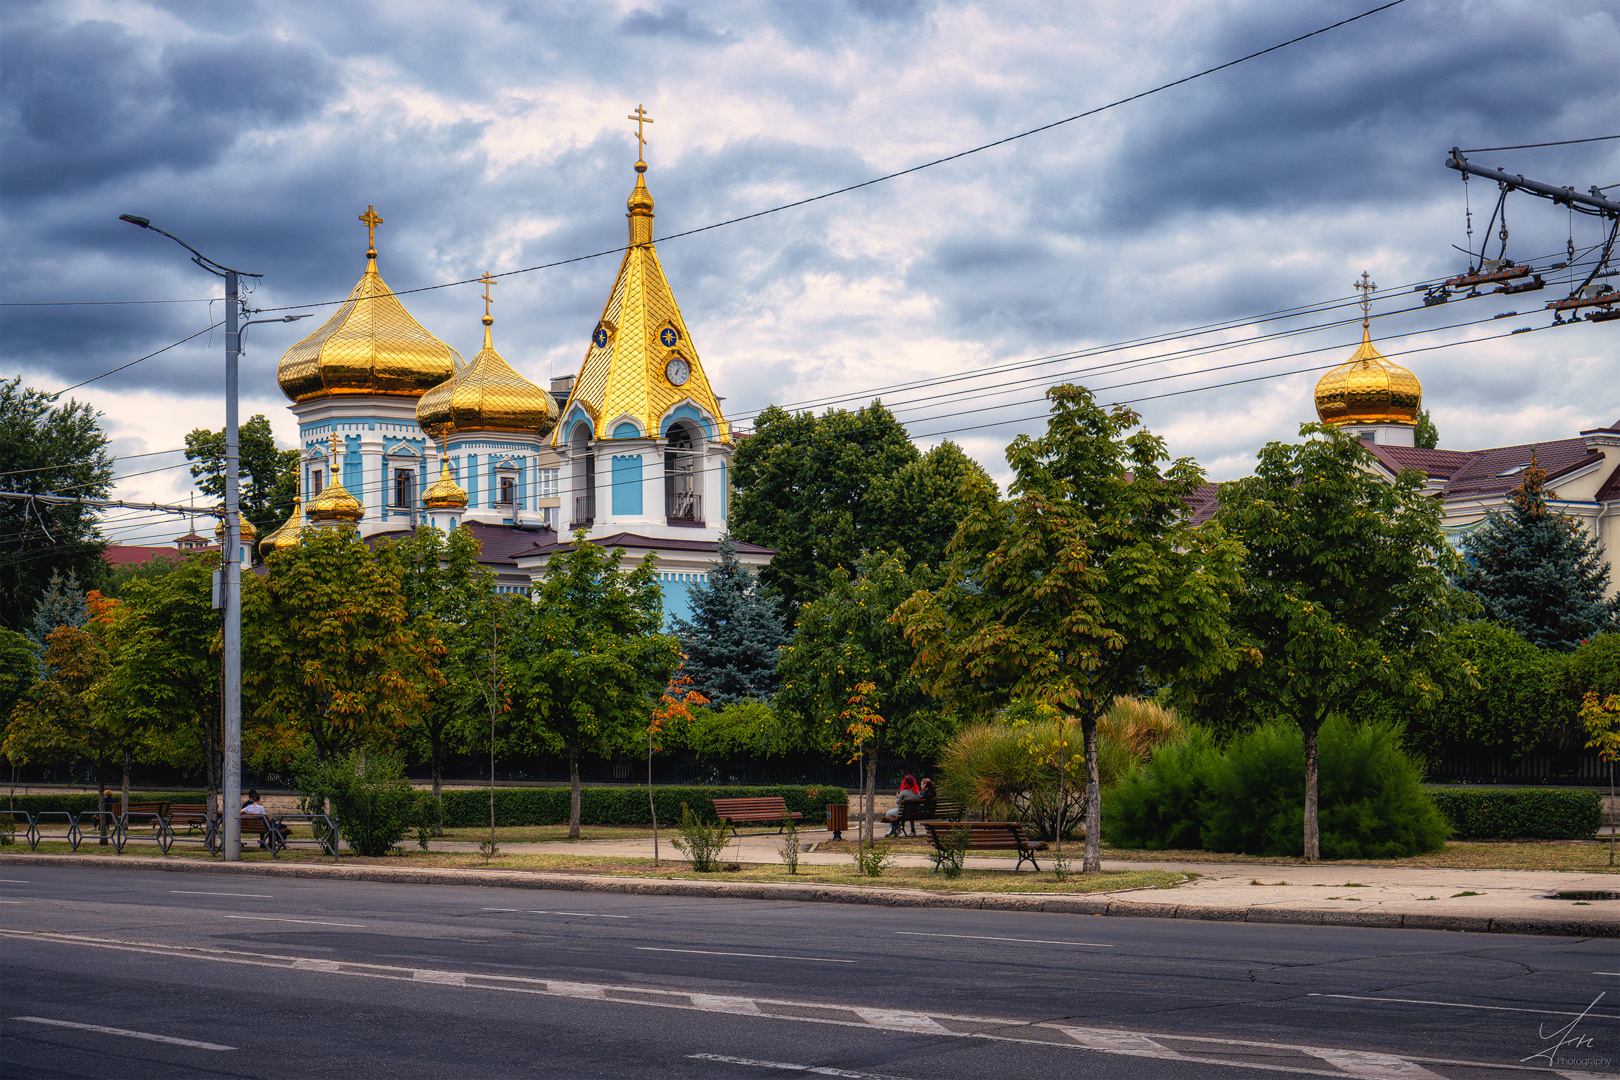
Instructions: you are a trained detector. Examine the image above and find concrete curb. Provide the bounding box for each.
[3,853,1613,938]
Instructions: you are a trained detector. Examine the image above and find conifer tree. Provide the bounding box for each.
[26,571,89,660]
[672,534,789,705]
[1458,455,1619,650]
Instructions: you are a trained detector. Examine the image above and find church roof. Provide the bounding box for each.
[551,155,730,446]
[1365,437,1607,500]
[417,305,557,439]
[277,206,461,403]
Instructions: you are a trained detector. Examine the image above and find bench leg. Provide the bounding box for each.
[1016,848,1041,872]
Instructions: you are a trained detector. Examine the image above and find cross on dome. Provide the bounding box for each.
[1354,270,1377,330]
[628,105,654,162]
[328,432,340,460]
[359,205,384,256]
[479,271,497,322]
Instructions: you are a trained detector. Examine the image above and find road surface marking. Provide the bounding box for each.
[1,929,1600,1080]
[895,931,1111,947]
[636,946,854,963]
[1596,972,1620,976]
[689,1053,911,1079]
[223,914,364,928]
[172,890,274,898]
[482,907,629,918]
[12,1017,235,1051]
[0,878,29,883]
[1308,994,1619,1020]
[0,899,27,903]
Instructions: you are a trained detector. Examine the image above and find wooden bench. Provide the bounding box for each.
[711,797,803,835]
[115,800,169,831]
[886,798,965,836]
[922,821,1048,872]
[167,804,209,834]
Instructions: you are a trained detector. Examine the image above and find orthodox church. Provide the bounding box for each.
[257,119,773,623]
[1311,274,1619,598]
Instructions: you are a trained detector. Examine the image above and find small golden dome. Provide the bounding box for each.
[1315,328,1422,427]
[306,472,364,524]
[214,513,257,547]
[416,316,558,438]
[259,498,308,555]
[277,207,462,403]
[627,161,655,215]
[422,459,468,510]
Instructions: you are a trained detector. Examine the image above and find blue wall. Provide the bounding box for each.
[612,454,643,515]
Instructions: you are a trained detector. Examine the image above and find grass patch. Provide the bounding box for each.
[437,825,660,843]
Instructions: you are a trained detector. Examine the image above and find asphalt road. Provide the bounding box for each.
[1,866,1615,1079]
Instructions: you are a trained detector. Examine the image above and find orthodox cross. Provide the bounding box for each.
[1354,271,1377,330]
[628,105,654,160]
[359,205,384,254]
[479,271,497,319]
[328,432,341,474]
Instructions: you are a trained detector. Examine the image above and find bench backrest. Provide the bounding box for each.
[237,815,273,836]
[711,797,792,813]
[167,804,208,822]
[899,799,963,820]
[924,821,1038,849]
[117,801,168,817]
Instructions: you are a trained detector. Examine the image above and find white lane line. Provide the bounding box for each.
[636,946,854,964]
[1597,972,1620,976]
[895,931,1112,947]
[689,1053,912,1079]
[1308,993,1619,1020]
[12,1016,235,1051]
[172,890,274,898]
[481,907,629,918]
[223,915,364,928]
[0,878,30,883]
[0,899,27,903]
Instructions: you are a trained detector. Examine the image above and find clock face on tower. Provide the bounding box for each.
[665,357,691,386]
[592,325,609,348]
[659,327,680,348]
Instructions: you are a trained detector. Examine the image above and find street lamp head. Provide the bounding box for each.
[282,314,311,322]
[118,214,151,228]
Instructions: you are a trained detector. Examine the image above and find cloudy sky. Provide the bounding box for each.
[3,0,1617,544]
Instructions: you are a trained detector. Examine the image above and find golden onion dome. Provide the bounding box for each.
[1315,327,1422,427]
[416,313,558,438]
[258,498,308,556]
[422,458,468,510]
[306,472,364,524]
[213,513,257,548]
[277,206,462,404]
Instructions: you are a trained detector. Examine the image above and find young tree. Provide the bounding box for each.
[672,534,789,705]
[185,414,301,539]
[1213,423,1464,860]
[386,526,500,800]
[778,550,943,845]
[898,385,1245,872]
[245,527,443,760]
[504,534,679,838]
[648,665,709,865]
[1458,456,1619,650]
[0,379,113,630]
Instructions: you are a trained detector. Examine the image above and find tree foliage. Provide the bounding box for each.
[898,385,1245,871]
[672,534,789,706]
[504,534,679,838]
[1209,423,1465,859]
[184,414,301,541]
[0,379,113,630]
[1457,457,1619,650]
[1415,408,1439,450]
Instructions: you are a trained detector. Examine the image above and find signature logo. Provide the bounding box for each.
[1522,992,1610,1069]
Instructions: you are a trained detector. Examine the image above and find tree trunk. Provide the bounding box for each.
[431,735,443,801]
[863,743,877,847]
[121,747,132,814]
[94,761,110,846]
[649,730,659,867]
[1082,716,1101,873]
[568,745,582,840]
[1303,719,1321,861]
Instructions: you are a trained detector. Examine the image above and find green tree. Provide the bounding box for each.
[504,534,678,838]
[1387,621,1558,762]
[26,570,89,658]
[729,401,921,615]
[672,534,789,706]
[0,379,113,630]
[184,414,301,540]
[0,628,34,725]
[779,550,946,844]
[1212,423,1464,860]
[867,441,1000,572]
[244,527,442,760]
[1458,457,1619,650]
[898,385,1245,871]
[1415,408,1440,450]
[386,526,500,800]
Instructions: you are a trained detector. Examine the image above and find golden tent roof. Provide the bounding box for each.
[551,155,730,446]
[277,206,462,403]
[416,306,557,439]
[1315,327,1422,427]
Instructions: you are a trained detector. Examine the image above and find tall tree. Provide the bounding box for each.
[504,534,679,838]
[0,379,113,630]
[1415,408,1440,450]
[26,570,89,658]
[898,385,1245,872]
[867,441,1000,571]
[729,401,921,615]
[778,550,943,845]
[244,527,442,759]
[672,534,789,705]
[386,526,501,799]
[184,414,301,540]
[1457,456,1618,650]
[1212,423,1464,860]
[0,628,33,725]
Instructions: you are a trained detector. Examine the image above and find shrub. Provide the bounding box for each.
[1098,696,1184,763]
[1103,727,1218,850]
[670,803,729,872]
[927,825,971,878]
[852,839,893,877]
[296,751,418,858]
[436,784,842,829]
[1429,787,1601,839]
[0,792,209,817]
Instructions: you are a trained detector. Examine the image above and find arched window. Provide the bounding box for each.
[571,422,595,525]
[665,421,701,523]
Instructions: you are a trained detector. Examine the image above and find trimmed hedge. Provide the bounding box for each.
[1429,787,1601,840]
[0,792,209,817]
[436,784,847,829]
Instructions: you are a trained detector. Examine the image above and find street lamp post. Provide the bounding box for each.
[119,215,302,861]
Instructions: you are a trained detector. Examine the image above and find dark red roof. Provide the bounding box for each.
[1183,482,1220,526]
[103,545,190,568]
[517,531,776,558]
[1363,445,1474,479]
[1363,435,1613,502]
[464,520,555,565]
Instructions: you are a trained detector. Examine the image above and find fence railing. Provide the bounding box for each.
[571,495,595,526]
[666,491,702,523]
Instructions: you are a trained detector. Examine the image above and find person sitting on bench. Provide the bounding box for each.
[241,790,277,849]
[884,775,922,837]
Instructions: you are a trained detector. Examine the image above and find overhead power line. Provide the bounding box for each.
[1459,135,1620,153]
[52,321,223,396]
